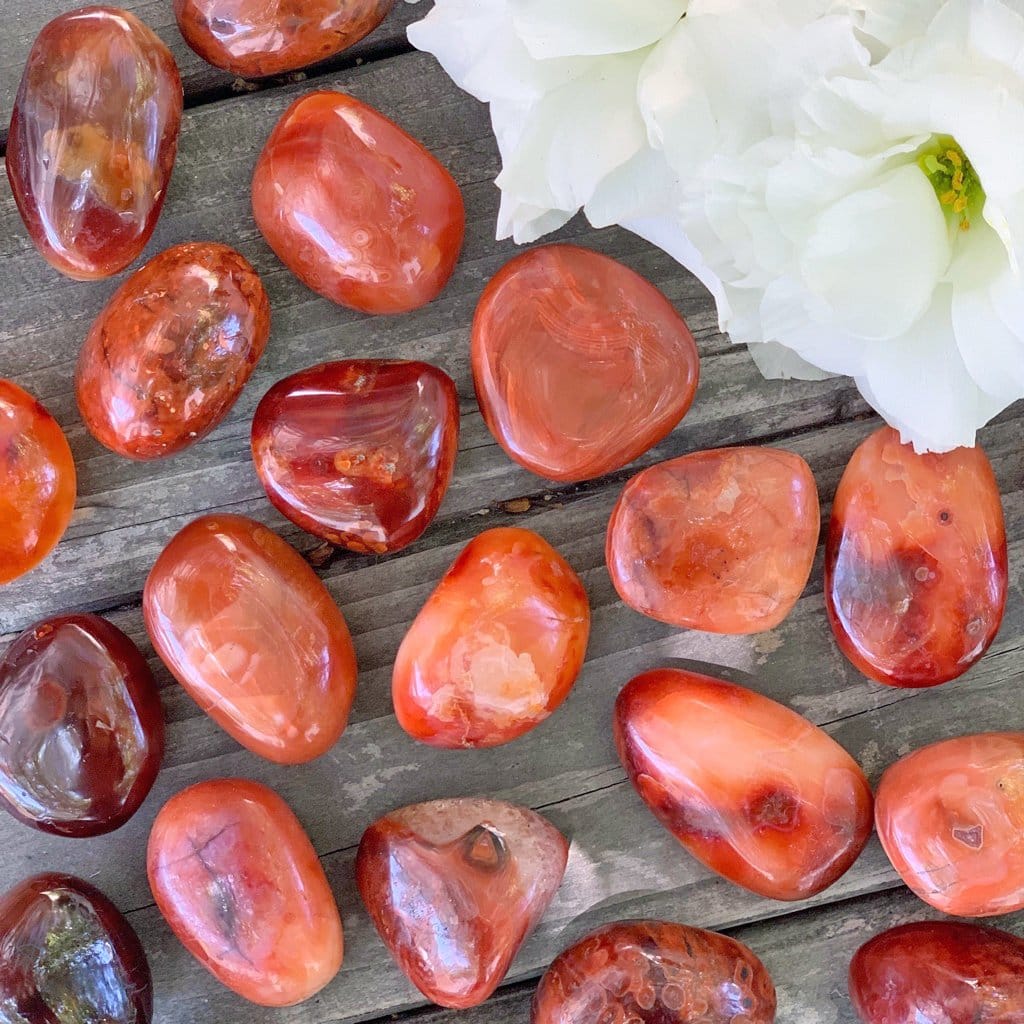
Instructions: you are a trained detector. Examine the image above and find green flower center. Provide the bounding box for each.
[918,136,986,231]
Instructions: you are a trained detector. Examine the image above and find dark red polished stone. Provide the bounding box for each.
[0,379,77,585]
[0,873,152,1023]
[76,242,270,460]
[252,90,465,314]
[393,527,590,748]
[7,7,182,279]
[472,245,699,483]
[252,360,459,553]
[826,426,1007,687]
[531,920,776,1024]
[144,514,357,763]
[174,0,395,77]
[607,447,819,633]
[875,732,1024,917]
[615,668,873,901]
[357,798,568,1008]
[849,921,1024,1023]
[0,614,163,837]
[148,778,343,1006]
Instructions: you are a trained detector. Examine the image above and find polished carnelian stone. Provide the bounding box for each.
[174,0,395,78]
[472,245,699,483]
[615,669,872,901]
[143,514,357,763]
[393,528,590,748]
[875,732,1024,917]
[252,360,458,554]
[826,426,1006,687]
[76,243,270,460]
[0,873,152,1023]
[849,921,1024,1023]
[0,380,76,585]
[608,447,819,634]
[532,920,776,1024]
[0,614,163,837]
[7,7,182,279]
[356,798,568,1008]
[148,778,342,1006]
[252,91,464,315]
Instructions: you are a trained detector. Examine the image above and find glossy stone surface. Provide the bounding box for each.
[148,778,342,1006]
[252,360,458,553]
[0,873,152,1023]
[0,614,163,837]
[849,921,1024,1023]
[472,245,699,483]
[356,798,568,1008]
[826,426,1006,687]
[0,380,76,585]
[531,920,776,1024]
[7,7,182,279]
[393,527,590,748]
[174,0,394,77]
[875,732,1024,917]
[614,668,873,901]
[76,242,270,460]
[143,514,357,763]
[608,447,819,634]
[252,91,464,315]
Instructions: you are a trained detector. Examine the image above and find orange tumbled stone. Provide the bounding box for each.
[148,778,343,1006]
[252,91,465,315]
[826,426,1006,687]
[0,381,76,585]
[143,514,357,763]
[393,528,590,748]
[875,732,1024,917]
[76,242,270,460]
[607,447,819,634]
[472,245,699,482]
[175,0,394,78]
[7,7,182,279]
[615,668,873,901]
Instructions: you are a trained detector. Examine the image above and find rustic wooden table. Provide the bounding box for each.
[2,3,1023,1021]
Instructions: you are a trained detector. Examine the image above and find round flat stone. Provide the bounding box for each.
[607,447,819,634]
[472,245,699,482]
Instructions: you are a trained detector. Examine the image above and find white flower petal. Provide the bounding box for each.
[509,0,687,59]
[585,146,679,228]
[745,340,839,381]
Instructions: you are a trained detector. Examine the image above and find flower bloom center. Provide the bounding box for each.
[918,136,985,231]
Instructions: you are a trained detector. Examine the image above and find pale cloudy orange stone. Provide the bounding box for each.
[875,732,1024,917]
[607,447,819,634]
[392,528,590,748]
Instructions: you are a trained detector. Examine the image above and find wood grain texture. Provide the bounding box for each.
[2,24,1024,1024]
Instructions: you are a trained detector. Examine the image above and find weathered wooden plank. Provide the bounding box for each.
[0,0,426,143]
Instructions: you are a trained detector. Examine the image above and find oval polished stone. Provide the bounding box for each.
[175,0,395,78]
[7,7,182,279]
[393,527,590,748]
[826,426,1006,687]
[472,245,699,482]
[607,447,819,634]
[615,668,873,901]
[356,798,568,1008]
[252,91,465,315]
[531,920,776,1024]
[849,921,1024,1023]
[875,732,1024,917]
[0,872,152,1023]
[0,614,164,837]
[143,514,357,763]
[252,360,458,554]
[76,242,271,460]
[0,380,76,585]
[148,778,343,1006]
